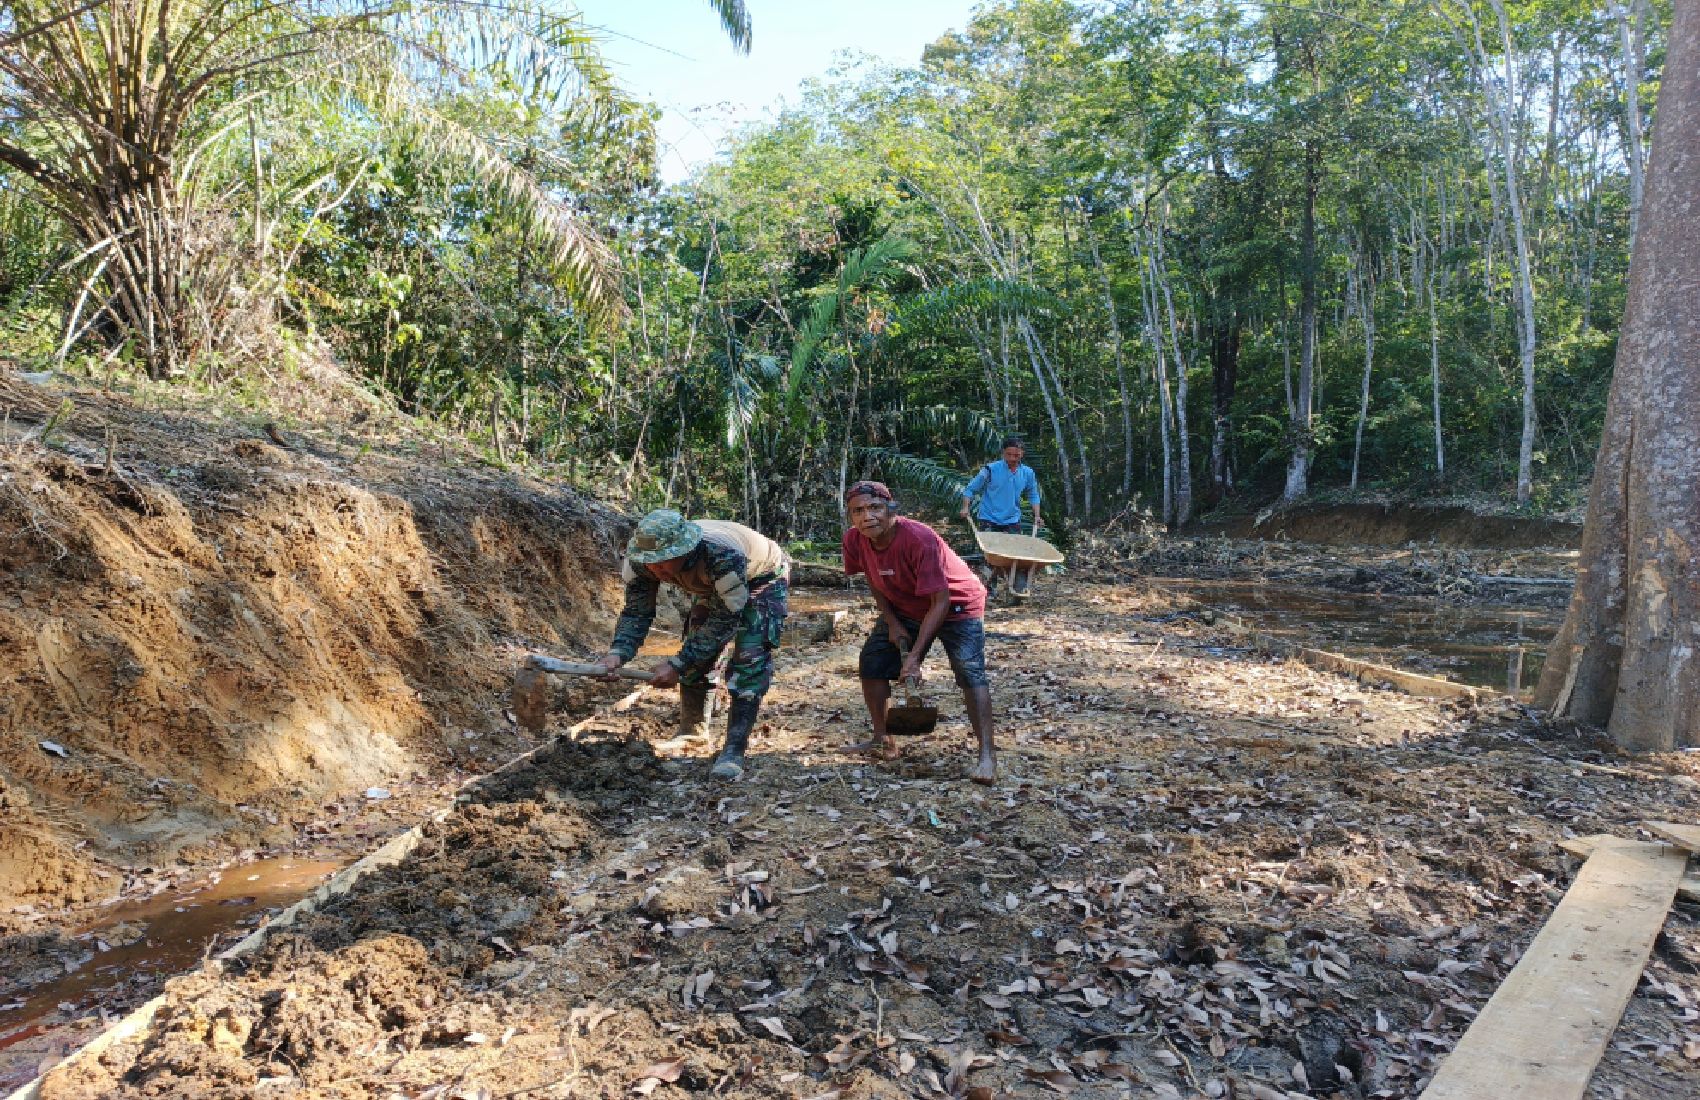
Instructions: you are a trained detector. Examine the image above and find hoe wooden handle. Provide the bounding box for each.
[523,655,656,681]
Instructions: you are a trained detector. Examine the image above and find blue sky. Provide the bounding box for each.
[589,0,982,181]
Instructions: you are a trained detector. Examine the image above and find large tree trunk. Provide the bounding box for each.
[1534,0,1700,750]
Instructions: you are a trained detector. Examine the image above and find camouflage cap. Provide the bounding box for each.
[627,509,703,564]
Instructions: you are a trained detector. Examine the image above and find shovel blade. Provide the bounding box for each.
[885,703,939,736]
[512,665,551,734]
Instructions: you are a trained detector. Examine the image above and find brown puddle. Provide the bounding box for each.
[0,858,341,1055]
[788,591,861,614]
[1149,576,1563,693]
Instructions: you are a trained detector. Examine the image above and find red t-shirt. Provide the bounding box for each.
[842,517,986,622]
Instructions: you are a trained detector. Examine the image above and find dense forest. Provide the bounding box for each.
[0,0,1664,536]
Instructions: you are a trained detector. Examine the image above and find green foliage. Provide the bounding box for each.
[0,0,1648,537]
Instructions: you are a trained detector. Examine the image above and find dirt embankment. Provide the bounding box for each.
[0,374,628,910]
[1197,503,1582,550]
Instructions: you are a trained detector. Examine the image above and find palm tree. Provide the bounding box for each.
[0,0,750,377]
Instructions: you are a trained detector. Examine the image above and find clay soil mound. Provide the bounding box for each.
[0,373,629,910]
[1199,503,1582,550]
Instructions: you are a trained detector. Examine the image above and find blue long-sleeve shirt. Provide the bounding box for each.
[962,461,1041,526]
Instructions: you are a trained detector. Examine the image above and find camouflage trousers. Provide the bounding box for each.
[679,576,788,699]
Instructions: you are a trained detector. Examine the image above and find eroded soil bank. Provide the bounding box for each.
[1194,502,1581,550]
[0,373,629,915]
[31,583,1700,1100]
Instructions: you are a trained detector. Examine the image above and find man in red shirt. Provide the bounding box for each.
[841,481,997,784]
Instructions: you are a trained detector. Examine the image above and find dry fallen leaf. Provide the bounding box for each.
[752,1016,793,1042]
[1023,1067,1078,1093]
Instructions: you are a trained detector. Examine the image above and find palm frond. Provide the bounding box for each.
[787,234,919,400]
[896,405,1005,454]
[724,358,764,447]
[704,0,752,54]
[383,87,623,319]
[856,446,969,506]
[898,277,1059,327]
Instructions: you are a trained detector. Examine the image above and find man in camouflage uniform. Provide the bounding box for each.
[593,510,789,780]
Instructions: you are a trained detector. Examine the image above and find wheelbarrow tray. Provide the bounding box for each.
[972,530,1064,565]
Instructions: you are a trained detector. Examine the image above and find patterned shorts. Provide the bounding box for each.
[679,577,788,698]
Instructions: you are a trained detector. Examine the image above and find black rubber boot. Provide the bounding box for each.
[710,695,760,780]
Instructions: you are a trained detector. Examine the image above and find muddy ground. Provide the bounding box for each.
[28,582,1700,1100]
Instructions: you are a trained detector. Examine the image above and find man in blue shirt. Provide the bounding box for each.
[960,437,1044,595]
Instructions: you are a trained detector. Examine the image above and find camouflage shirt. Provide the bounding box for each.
[610,529,785,670]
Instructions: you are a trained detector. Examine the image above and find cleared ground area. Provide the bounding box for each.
[28,582,1700,1100]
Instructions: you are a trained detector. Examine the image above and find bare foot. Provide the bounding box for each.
[845,736,902,761]
[970,756,997,785]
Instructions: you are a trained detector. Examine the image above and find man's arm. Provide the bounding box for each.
[1026,469,1043,529]
[903,588,952,681]
[607,570,661,664]
[960,466,987,517]
[673,603,741,672]
[869,587,911,648]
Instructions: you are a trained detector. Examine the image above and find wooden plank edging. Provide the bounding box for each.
[1419,838,1688,1099]
[1294,647,1481,702]
[1218,615,1482,701]
[4,686,647,1100]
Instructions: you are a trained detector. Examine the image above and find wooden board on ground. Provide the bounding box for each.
[1420,838,1688,1100]
[1559,834,1700,903]
[1217,616,1483,702]
[974,529,1064,565]
[1647,821,1700,851]
[1295,647,1481,702]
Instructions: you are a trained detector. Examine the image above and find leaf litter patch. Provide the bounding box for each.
[31,582,1700,1099]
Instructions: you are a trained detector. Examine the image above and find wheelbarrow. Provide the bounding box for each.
[966,515,1064,598]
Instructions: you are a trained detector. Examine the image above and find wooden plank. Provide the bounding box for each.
[1557,834,1615,860]
[1559,836,1700,901]
[1296,647,1482,702]
[1646,821,1700,852]
[1420,839,1688,1100]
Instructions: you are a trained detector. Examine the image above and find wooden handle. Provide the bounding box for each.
[523,655,655,681]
